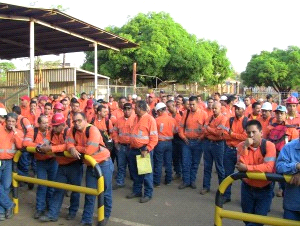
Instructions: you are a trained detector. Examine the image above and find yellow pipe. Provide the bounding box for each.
[246,172,267,181]
[14,175,98,196]
[220,209,300,226]
[13,150,22,163]
[218,175,234,194]
[214,206,222,226]
[12,172,19,214]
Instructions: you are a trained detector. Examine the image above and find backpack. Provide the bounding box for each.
[50,127,69,142]
[259,139,267,157]
[229,116,248,130]
[20,117,28,135]
[267,123,287,152]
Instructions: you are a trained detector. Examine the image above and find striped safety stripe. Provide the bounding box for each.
[159,135,173,140]
[264,157,276,162]
[87,141,99,147]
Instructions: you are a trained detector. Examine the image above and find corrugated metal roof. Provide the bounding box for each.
[0,3,138,59]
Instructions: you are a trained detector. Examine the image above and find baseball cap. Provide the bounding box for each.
[149,93,155,98]
[132,94,137,99]
[234,102,246,110]
[86,99,94,108]
[123,103,132,109]
[220,95,228,101]
[261,102,272,111]
[274,105,287,113]
[20,95,30,102]
[155,102,166,111]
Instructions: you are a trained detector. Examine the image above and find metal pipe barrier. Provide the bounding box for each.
[12,147,106,225]
[214,172,300,226]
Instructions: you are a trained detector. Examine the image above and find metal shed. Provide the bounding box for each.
[4,67,110,108]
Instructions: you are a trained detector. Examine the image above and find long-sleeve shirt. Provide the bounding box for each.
[67,124,110,165]
[223,116,247,147]
[112,115,135,144]
[0,127,24,160]
[130,112,158,152]
[204,113,227,141]
[156,112,177,141]
[237,140,276,188]
[276,139,300,211]
[110,108,124,125]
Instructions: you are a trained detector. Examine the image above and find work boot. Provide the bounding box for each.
[34,210,44,219]
[190,182,197,189]
[5,203,16,219]
[200,189,210,195]
[139,197,151,203]
[178,183,189,189]
[126,193,142,199]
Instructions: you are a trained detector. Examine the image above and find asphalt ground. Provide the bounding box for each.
[3,159,284,226]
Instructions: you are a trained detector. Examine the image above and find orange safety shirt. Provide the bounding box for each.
[257,117,274,139]
[23,128,53,161]
[112,115,135,144]
[27,109,42,127]
[62,108,70,120]
[78,98,88,111]
[85,108,95,124]
[0,127,24,160]
[204,108,213,119]
[237,140,276,188]
[198,102,206,110]
[168,111,182,128]
[178,108,207,140]
[110,108,124,125]
[156,112,177,141]
[108,101,118,112]
[244,105,253,117]
[221,106,231,119]
[67,125,110,165]
[16,115,33,136]
[204,113,227,141]
[43,128,70,165]
[93,118,113,134]
[21,105,30,118]
[130,112,158,152]
[223,116,248,147]
[285,113,300,140]
[247,113,261,121]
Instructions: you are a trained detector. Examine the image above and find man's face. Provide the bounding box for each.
[109,97,114,102]
[127,95,132,101]
[118,99,127,109]
[148,96,153,103]
[207,99,214,109]
[20,99,28,107]
[246,125,262,146]
[123,107,132,118]
[167,102,176,114]
[197,96,202,102]
[52,124,65,134]
[44,106,52,115]
[30,103,37,112]
[72,103,80,112]
[286,104,297,114]
[184,101,190,110]
[161,96,167,104]
[252,104,261,116]
[212,102,221,116]
[54,108,63,114]
[134,105,140,115]
[6,117,17,130]
[81,94,87,100]
[235,106,244,118]
[98,108,107,118]
[261,110,271,119]
[73,114,87,131]
[39,117,49,131]
[275,111,286,122]
[62,101,68,109]
[176,97,183,105]
[281,99,287,106]
[220,100,227,107]
[244,98,251,106]
[214,94,220,101]
[189,100,198,112]
[39,100,47,106]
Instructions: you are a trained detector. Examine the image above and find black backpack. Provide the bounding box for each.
[229,116,248,130]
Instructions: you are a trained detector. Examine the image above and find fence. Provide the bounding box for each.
[214,172,300,226]
[12,148,106,225]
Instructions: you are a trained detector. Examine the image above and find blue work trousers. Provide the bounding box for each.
[223,145,237,200]
[172,136,182,176]
[0,159,14,214]
[115,145,130,186]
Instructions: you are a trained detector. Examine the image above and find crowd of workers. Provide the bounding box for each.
[0,89,300,225]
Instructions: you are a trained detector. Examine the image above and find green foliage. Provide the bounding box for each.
[82,12,233,88]
[0,62,16,77]
[241,46,300,92]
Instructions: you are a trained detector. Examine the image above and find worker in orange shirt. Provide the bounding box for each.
[0,108,7,126]
[0,112,24,220]
[84,99,95,124]
[175,95,185,113]
[266,94,278,111]
[197,95,206,110]
[67,112,113,226]
[39,113,82,223]
[111,103,135,190]
[285,96,300,140]
[225,95,236,117]
[200,101,227,195]
[60,99,70,120]
[147,93,157,111]
[236,120,276,225]
[27,101,42,127]
[23,115,58,219]
[110,97,127,125]
[78,92,88,111]
[204,97,214,118]
[178,96,207,190]
[66,101,82,128]
[51,95,61,108]
[222,101,248,203]
[244,96,253,117]
[258,102,273,139]
[131,94,138,109]
[220,95,230,119]
[38,96,48,113]
[213,92,220,102]
[247,102,262,120]
[166,100,183,179]
[20,95,31,118]
[153,103,177,187]
[108,95,118,113]
[127,100,158,203]
[43,103,53,124]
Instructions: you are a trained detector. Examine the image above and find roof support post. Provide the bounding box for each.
[94,42,98,99]
[29,19,35,98]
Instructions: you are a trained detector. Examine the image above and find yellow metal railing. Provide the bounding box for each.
[12,147,105,225]
[214,172,300,226]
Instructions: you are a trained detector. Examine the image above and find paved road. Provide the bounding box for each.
[3,160,284,226]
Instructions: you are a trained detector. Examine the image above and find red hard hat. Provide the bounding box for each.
[54,103,64,110]
[286,96,299,104]
[51,113,65,126]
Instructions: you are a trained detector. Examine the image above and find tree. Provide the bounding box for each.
[241,46,300,93]
[82,12,233,88]
[0,62,16,77]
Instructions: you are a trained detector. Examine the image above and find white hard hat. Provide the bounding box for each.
[132,94,137,99]
[0,108,7,116]
[234,102,246,110]
[220,95,228,101]
[261,102,272,111]
[155,102,166,111]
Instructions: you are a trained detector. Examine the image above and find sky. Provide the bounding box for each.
[4,0,301,73]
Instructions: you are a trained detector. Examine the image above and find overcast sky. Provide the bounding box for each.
[5,0,302,73]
